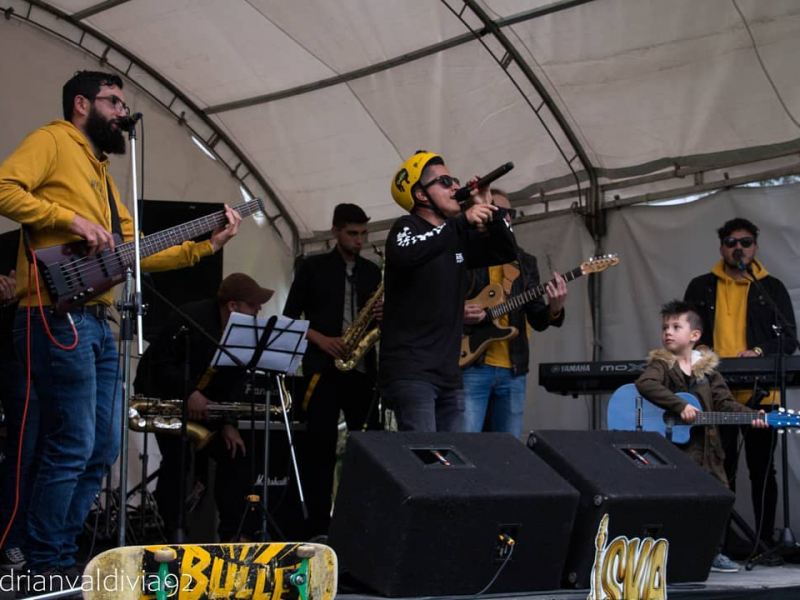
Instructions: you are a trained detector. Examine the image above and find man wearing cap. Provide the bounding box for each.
[381,151,517,432]
[135,272,274,541]
[284,203,382,539]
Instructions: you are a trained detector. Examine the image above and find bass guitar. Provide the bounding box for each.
[459,254,619,367]
[33,199,264,315]
[607,383,800,443]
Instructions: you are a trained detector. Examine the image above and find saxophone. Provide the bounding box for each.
[129,378,293,449]
[335,246,384,371]
[129,396,216,449]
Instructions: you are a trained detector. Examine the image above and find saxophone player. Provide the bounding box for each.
[283,203,382,540]
[134,273,274,542]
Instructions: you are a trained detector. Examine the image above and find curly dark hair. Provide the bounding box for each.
[717,217,759,242]
[62,70,124,121]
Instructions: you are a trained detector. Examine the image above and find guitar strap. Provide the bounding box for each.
[105,177,123,237]
[21,226,35,265]
[501,262,520,296]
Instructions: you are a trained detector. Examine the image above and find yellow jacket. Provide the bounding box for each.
[0,120,213,307]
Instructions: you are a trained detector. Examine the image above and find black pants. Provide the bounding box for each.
[155,430,261,541]
[299,370,380,538]
[721,422,778,543]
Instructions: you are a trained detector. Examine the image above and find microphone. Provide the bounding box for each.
[118,111,143,132]
[454,162,514,202]
[733,248,745,271]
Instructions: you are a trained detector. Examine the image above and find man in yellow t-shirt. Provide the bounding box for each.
[461,190,567,437]
[684,217,797,548]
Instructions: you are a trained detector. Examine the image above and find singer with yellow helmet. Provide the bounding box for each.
[379,151,517,432]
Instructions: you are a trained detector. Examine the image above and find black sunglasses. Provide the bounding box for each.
[422,175,460,190]
[723,236,754,249]
[495,206,517,219]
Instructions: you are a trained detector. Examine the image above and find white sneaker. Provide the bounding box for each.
[710,553,739,573]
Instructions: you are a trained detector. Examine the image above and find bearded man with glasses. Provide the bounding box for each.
[0,70,242,588]
[684,217,797,552]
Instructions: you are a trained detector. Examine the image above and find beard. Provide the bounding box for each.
[85,107,127,155]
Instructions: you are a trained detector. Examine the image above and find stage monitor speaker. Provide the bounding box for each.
[527,430,735,588]
[328,432,580,597]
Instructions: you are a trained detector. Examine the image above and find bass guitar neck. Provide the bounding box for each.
[34,199,264,315]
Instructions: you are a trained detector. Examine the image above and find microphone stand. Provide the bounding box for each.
[141,281,248,542]
[117,118,145,547]
[738,259,800,568]
[174,325,190,543]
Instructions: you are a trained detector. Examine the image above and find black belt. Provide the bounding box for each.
[81,305,109,320]
[16,305,109,320]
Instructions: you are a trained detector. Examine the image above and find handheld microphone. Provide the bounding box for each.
[118,111,143,132]
[733,248,745,270]
[454,162,514,202]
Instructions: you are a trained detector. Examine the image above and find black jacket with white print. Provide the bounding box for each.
[380,211,516,388]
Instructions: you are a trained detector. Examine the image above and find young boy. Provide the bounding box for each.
[635,299,767,573]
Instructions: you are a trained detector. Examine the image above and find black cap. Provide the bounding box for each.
[332,203,370,227]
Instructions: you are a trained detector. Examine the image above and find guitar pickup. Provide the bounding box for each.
[96,251,114,277]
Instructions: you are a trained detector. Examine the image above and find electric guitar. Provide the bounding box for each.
[33,199,264,315]
[607,383,800,444]
[459,255,619,368]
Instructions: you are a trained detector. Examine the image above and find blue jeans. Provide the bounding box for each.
[381,380,464,432]
[13,308,121,572]
[0,357,41,550]
[462,364,527,437]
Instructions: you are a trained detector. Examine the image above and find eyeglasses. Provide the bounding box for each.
[422,175,460,190]
[90,95,130,116]
[495,206,517,219]
[723,236,755,249]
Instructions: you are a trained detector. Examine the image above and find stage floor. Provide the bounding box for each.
[0,558,796,599]
[339,562,800,600]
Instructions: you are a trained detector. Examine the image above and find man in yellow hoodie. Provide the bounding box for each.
[0,71,242,585]
[684,217,797,550]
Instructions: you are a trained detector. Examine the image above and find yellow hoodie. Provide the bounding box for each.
[711,258,776,405]
[0,120,213,307]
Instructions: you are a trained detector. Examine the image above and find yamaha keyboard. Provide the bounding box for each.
[539,355,800,395]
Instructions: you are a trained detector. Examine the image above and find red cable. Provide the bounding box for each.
[0,268,34,553]
[30,249,78,351]
[0,256,79,552]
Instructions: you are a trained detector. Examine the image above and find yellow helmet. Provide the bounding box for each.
[391,151,442,212]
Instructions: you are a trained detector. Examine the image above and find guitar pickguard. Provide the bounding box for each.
[459,322,518,367]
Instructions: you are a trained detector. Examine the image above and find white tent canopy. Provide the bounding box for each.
[2,0,800,533]
[2,0,799,249]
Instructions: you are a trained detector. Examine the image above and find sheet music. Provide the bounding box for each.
[212,312,308,374]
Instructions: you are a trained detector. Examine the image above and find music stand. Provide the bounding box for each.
[211,313,309,540]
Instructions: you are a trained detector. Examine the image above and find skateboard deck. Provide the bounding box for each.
[81,542,337,600]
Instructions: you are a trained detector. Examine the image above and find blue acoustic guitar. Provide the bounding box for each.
[607,383,800,444]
